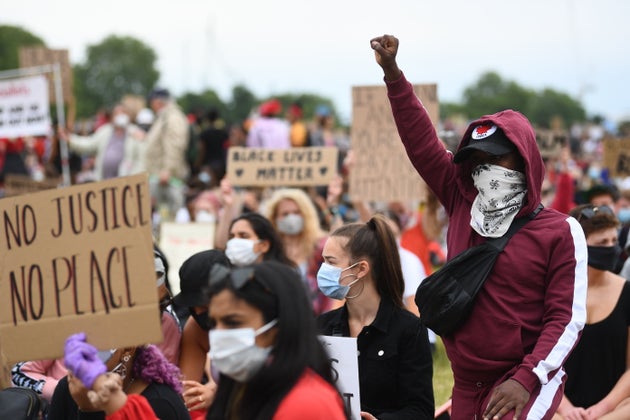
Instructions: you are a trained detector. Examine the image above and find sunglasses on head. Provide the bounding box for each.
[577,205,614,222]
[209,265,271,293]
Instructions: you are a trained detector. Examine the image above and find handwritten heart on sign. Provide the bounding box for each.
[235,169,244,177]
[319,167,328,176]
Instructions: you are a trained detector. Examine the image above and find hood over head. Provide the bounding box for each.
[455,109,544,216]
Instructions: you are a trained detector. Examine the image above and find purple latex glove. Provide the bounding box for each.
[64,332,107,389]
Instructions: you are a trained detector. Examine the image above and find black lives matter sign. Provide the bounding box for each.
[226,147,338,187]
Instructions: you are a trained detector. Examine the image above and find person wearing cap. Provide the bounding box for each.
[371,34,587,420]
[174,250,230,415]
[246,99,291,149]
[144,87,190,221]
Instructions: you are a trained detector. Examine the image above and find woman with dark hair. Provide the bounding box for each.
[205,261,346,419]
[317,214,434,419]
[49,336,190,419]
[555,205,630,419]
[176,226,293,417]
[225,212,294,268]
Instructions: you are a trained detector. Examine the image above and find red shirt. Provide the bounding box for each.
[273,369,346,419]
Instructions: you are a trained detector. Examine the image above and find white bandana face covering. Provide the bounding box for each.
[470,164,527,238]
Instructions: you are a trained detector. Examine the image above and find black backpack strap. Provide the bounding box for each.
[488,203,544,251]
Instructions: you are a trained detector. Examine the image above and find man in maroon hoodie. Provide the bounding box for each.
[370,35,588,420]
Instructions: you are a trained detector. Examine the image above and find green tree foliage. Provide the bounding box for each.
[527,88,586,128]
[0,25,45,71]
[443,71,586,129]
[73,35,159,117]
[462,72,534,118]
[178,88,228,120]
[226,84,257,124]
[177,85,341,128]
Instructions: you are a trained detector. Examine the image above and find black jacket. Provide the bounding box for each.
[318,299,434,419]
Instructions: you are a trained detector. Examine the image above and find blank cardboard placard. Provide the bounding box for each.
[226,146,338,187]
[603,138,630,178]
[0,174,161,363]
[350,84,438,202]
[18,47,73,103]
[158,222,215,296]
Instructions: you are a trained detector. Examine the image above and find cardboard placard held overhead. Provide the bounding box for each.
[18,47,73,103]
[350,84,437,202]
[0,174,161,364]
[226,146,338,187]
[535,129,568,158]
[603,137,630,178]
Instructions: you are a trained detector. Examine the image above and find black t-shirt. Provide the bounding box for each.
[198,127,228,167]
[48,375,191,420]
[564,281,630,407]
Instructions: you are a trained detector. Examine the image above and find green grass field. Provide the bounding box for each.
[432,337,454,407]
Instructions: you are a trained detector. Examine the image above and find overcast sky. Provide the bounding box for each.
[4,0,629,125]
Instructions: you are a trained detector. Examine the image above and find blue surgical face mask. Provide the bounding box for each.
[317,262,361,300]
[617,208,630,224]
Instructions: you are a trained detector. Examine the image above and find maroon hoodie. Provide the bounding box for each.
[385,73,587,407]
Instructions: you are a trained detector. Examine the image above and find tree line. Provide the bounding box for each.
[0,24,605,130]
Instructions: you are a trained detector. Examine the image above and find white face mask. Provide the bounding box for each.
[225,238,261,267]
[195,210,216,223]
[113,113,130,128]
[276,214,304,235]
[208,319,277,383]
[470,164,527,238]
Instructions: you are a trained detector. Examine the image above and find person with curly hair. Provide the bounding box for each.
[48,335,189,420]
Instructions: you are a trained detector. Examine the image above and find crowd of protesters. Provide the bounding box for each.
[3,50,630,419]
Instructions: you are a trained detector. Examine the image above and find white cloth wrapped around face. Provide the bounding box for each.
[470,164,527,238]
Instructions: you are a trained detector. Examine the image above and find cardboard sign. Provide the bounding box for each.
[535,129,568,158]
[18,47,73,103]
[3,174,60,197]
[0,174,161,363]
[0,75,51,138]
[350,84,437,202]
[226,146,338,187]
[158,222,216,296]
[319,335,361,420]
[603,137,630,178]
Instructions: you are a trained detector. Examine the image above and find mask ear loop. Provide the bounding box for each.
[341,261,365,299]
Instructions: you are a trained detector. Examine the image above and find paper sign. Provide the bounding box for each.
[350,84,437,202]
[0,174,161,363]
[319,335,361,420]
[535,129,568,158]
[19,47,73,103]
[158,222,216,296]
[603,137,630,178]
[226,146,338,187]
[0,75,51,138]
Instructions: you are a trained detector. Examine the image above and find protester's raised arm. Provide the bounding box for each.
[370,35,402,81]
